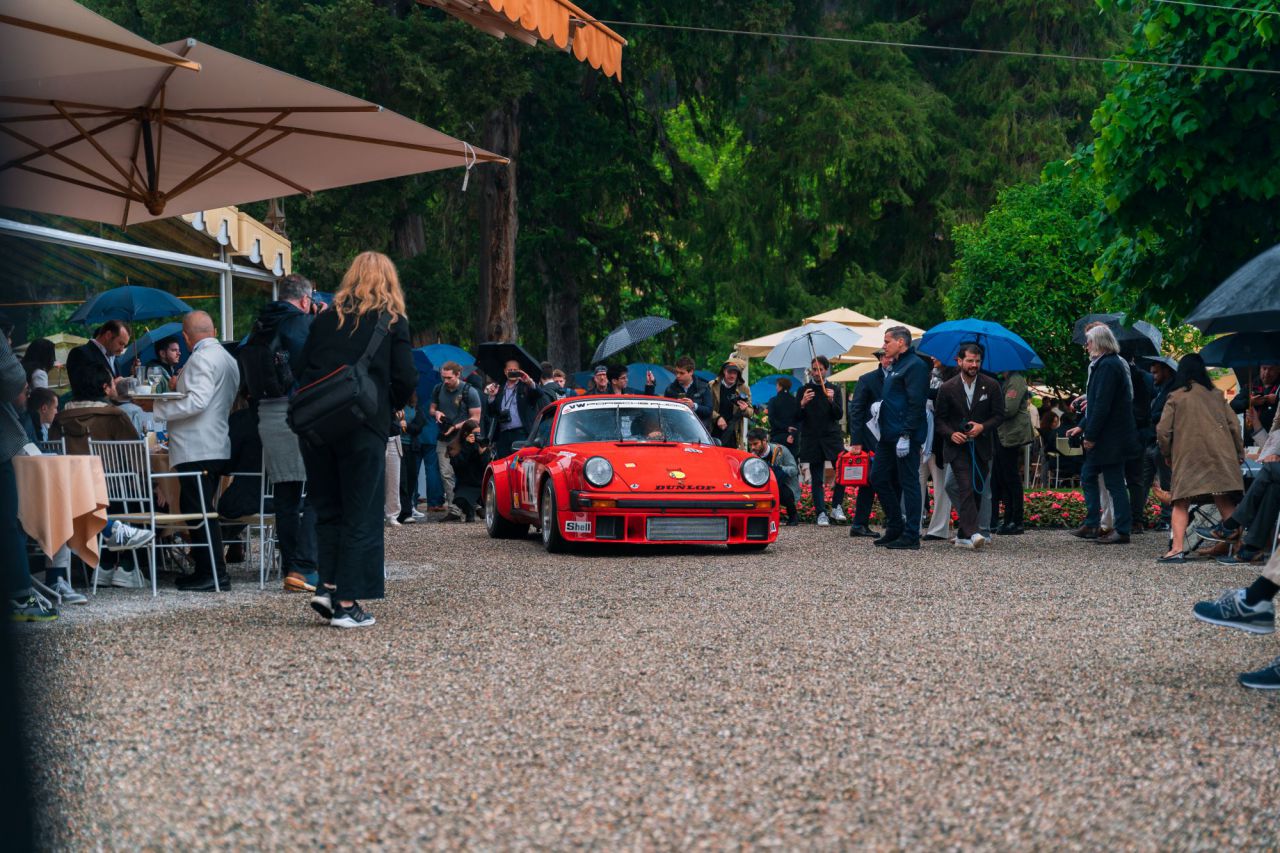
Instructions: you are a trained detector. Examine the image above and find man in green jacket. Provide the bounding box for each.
[992,370,1033,534]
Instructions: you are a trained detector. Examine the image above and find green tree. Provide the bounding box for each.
[1089,0,1280,316]
[944,169,1101,392]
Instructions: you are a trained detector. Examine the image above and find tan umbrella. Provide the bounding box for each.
[0,38,504,226]
[802,307,877,326]
[828,359,879,383]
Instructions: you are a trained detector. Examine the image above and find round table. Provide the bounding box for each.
[14,454,109,568]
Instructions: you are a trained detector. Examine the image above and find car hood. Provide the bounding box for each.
[563,442,752,492]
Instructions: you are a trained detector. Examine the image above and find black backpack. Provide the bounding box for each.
[239,320,294,401]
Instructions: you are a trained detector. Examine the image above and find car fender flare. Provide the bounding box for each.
[484,463,516,519]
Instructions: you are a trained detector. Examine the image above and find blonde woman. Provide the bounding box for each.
[1156,353,1244,563]
[294,252,417,628]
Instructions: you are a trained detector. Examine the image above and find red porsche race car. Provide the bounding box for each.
[482,395,780,552]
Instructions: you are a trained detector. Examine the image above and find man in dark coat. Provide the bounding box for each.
[846,350,891,537]
[1142,357,1177,530]
[66,320,130,394]
[1231,363,1279,443]
[1067,324,1139,543]
[1126,357,1156,532]
[797,355,845,526]
[934,342,1005,549]
[657,356,713,422]
[485,359,543,459]
[766,377,800,453]
[870,327,929,549]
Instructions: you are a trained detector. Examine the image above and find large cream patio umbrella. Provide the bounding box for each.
[0,38,504,226]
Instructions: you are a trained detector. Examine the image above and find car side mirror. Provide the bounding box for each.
[511,441,528,451]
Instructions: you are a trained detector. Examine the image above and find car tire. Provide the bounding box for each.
[484,479,527,539]
[539,479,569,554]
[728,542,769,553]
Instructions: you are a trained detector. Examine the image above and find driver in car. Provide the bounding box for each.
[630,412,664,441]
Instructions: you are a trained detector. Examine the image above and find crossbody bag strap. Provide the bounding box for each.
[356,313,391,367]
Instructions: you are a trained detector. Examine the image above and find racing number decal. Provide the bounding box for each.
[521,457,539,510]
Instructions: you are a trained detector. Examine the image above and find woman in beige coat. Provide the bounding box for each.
[1156,353,1245,562]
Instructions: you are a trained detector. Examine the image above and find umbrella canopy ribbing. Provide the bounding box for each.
[591,316,677,363]
[765,322,863,370]
[69,284,190,324]
[918,318,1044,373]
[1199,332,1280,368]
[476,341,541,384]
[0,38,504,226]
[1185,243,1280,335]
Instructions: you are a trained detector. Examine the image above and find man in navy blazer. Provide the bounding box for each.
[870,326,930,549]
[846,349,892,537]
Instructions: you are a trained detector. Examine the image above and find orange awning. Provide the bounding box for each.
[418,0,625,80]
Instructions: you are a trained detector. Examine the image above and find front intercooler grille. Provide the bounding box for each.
[645,516,728,542]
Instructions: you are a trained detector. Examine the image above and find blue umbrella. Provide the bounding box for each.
[121,322,189,367]
[70,285,191,324]
[694,369,715,382]
[417,343,475,368]
[627,362,673,389]
[572,370,596,391]
[1199,332,1280,368]
[412,348,442,410]
[919,318,1044,373]
[750,374,789,405]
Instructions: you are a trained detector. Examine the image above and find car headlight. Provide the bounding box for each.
[741,456,771,488]
[583,456,613,488]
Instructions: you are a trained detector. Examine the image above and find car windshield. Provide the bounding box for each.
[554,402,712,445]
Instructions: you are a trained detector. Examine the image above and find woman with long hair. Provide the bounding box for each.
[1156,353,1244,563]
[20,338,55,389]
[294,252,417,627]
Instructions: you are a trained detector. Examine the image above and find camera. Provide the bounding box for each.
[726,391,747,406]
[1068,432,1083,449]
[506,369,521,379]
[674,390,690,400]
[496,410,512,425]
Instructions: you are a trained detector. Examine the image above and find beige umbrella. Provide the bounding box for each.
[802,307,877,326]
[828,359,879,383]
[0,38,504,226]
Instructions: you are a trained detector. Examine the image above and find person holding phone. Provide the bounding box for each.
[486,359,542,459]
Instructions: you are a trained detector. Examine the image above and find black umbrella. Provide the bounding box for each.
[1185,243,1280,334]
[476,341,541,384]
[591,316,677,363]
[1070,313,1161,357]
[1199,332,1280,368]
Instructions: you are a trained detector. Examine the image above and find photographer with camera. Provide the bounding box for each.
[429,361,482,520]
[485,359,543,459]
[798,355,845,526]
[748,427,800,526]
[657,356,713,419]
[709,358,752,450]
[934,342,1004,550]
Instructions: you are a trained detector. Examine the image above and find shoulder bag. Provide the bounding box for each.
[287,314,390,445]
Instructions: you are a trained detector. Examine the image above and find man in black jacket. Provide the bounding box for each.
[397,392,429,524]
[1126,356,1155,532]
[767,376,800,454]
[486,359,543,458]
[846,350,891,537]
[1142,357,1176,530]
[656,356,713,422]
[934,343,1005,549]
[66,320,130,395]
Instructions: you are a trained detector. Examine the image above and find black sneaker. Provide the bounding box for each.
[1238,657,1280,690]
[872,531,901,546]
[884,538,920,550]
[1192,589,1275,635]
[310,587,335,621]
[331,601,376,629]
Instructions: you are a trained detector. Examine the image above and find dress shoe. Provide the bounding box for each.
[922,533,949,541]
[873,532,902,546]
[998,524,1025,536]
[848,525,877,538]
[1070,525,1100,540]
[177,574,230,592]
[1095,531,1130,544]
[885,538,920,550]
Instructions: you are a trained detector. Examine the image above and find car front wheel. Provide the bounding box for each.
[484,479,528,539]
[539,480,569,553]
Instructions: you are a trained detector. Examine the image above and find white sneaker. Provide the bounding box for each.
[830,506,847,523]
[954,537,975,550]
[410,509,425,520]
[111,567,147,589]
[384,515,401,527]
[816,513,830,527]
[106,522,154,551]
[93,567,114,588]
[52,577,87,605]
[971,533,987,550]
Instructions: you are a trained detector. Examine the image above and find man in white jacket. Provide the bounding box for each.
[154,312,239,591]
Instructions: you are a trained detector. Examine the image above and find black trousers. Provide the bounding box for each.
[302,426,385,601]
[1237,462,1280,550]
[274,481,317,575]
[1124,454,1146,529]
[805,459,845,516]
[398,444,420,520]
[991,444,1024,527]
[494,427,526,460]
[176,459,227,578]
[771,468,796,519]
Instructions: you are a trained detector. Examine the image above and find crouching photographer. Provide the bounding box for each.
[748,427,800,526]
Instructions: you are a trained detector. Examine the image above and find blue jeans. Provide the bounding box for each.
[1081,457,1131,534]
[872,437,922,542]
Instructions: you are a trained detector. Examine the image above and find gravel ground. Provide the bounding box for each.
[19,521,1280,849]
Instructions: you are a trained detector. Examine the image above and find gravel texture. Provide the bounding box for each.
[19,521,1280,849]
